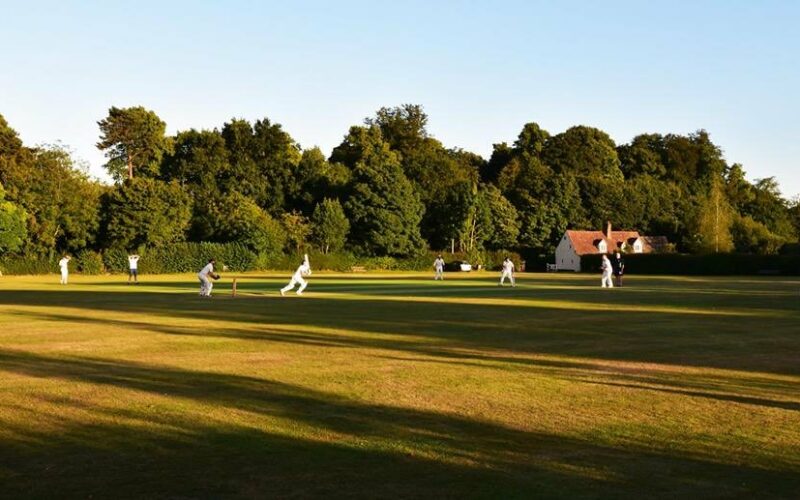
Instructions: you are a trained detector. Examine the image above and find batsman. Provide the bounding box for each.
[198,258,221,297]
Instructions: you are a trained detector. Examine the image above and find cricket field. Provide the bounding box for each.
[0,273,798,498]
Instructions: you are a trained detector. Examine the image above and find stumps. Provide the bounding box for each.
[232,278,237,297]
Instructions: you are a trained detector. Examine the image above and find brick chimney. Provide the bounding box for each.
[603,221,612,239]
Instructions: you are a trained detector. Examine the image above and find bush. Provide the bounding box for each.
[102,242,257,274]
[103,248,131,274]
[580,253,800,276]
[76,250,104,274]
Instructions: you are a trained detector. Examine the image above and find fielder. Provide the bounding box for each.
[58,255,71,284]
[281,254,311,296]
[601,254,614,288]
[198,258,219,297]
[612,251,625,287]
[433,255,445,280]
[128,253,140,284]
[499,257,515,287]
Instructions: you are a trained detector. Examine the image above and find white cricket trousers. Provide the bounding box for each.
[198,275,213,296]
[282,276,307,294]
[60,271,68,285]
[434,268,443,280]
[500,271,515,286]
[601,272,614,288]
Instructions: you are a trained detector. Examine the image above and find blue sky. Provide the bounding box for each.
[1,0,798,197]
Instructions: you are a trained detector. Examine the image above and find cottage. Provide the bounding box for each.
[554,222,668,271]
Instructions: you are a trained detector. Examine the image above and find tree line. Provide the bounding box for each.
[0,105,798,262]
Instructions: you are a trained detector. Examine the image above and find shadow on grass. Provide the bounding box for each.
[0,349,798,499]
[2,285,798,376]
[7,301,800,415]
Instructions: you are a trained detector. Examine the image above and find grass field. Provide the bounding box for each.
[0,272,798,499]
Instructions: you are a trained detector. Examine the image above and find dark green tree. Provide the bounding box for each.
[0,145,101,255]
[542,125,625,228]
[161,129,232,241]
[102,178,191,248]
[482,142,514,185]
[292,147,350,214]
[96,106,171,181]
[499,154,583,251]
[210,192,285,254]
[161,129,229,189]
[618,134,667,178]
[334,126,425,256]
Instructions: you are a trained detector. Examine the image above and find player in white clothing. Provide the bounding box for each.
[433,255,445,280]
[127,254,140,284]
[601,254,614,288]
[499,257,515,287]
[281,254,311,296]
[58,255,71,285]
[197,258,218,297]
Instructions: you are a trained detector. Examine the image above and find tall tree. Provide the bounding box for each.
[689,178,734,253]
[333,126,425,256]
[311,198,350,254]
[97,106,171,181]
[102,178,191,249]
[161,129,229,190]
[0,144,101,255]
[499,154,583,251]
[541,125,624,227]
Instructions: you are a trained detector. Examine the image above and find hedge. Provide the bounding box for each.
[103,243,259,274]
[580,253,800,276]
[1,244,524,275]
[0,256,56,275]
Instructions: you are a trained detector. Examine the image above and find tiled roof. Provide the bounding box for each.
[565,230,641,255]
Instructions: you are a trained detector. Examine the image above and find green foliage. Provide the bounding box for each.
[499,155,583,250]
[311,199,350,254]
[219,118,301,214]
[0,145,102,255]
[0,114,24,156]
[0,256,54,275]
[210,192,285,255]
[731,215,786,254]
[75,250,104,274]
[480,185,520,249]
[161,129,229,193]
[337,126,425,256]
[103,242,256,274]
[0,183,27,253]
[103,178,192,249]
[3,107,799,271]
[281,210,311,253]
[292,148,350,214]
[97,106,171,181]
[687,178,734,253]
